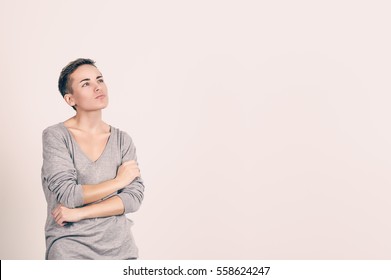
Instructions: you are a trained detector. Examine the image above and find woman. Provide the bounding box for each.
[41,58,145,259]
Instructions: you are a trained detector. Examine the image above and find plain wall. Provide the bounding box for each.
[1,0,391,259]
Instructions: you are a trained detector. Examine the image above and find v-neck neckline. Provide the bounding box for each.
[60,122,113,164]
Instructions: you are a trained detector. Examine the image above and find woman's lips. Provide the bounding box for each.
[95,94,106,99]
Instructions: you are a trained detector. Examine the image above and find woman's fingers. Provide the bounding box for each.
[117,160,141,186]
[51,205,66,226]
[51,205,60,219]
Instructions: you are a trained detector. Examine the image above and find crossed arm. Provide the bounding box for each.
[42,128,144,227]
[52,161,140,226]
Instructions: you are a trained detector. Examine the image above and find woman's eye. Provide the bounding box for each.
[82,82,89,87]
[98,79,104,83]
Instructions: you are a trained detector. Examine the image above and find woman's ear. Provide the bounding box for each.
[64,93,76,107]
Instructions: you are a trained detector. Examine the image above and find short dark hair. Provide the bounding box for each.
[58,58,96,110]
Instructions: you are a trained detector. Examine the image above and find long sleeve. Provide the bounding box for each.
[41,127,84,208]
[116,131,145,214]
[42,124,141,260]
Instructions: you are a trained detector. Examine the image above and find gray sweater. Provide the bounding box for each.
[41,123,145,259]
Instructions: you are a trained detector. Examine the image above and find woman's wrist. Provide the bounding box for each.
[76,207,89,220]
[112,177,125,190]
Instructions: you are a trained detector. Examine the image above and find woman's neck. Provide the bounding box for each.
[66,110,108,133]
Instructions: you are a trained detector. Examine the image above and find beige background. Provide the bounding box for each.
[1,0,391,259]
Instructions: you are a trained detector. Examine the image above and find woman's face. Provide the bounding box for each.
[65,64,109,112]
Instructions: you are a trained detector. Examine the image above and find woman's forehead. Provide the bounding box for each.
[72,64,102,79]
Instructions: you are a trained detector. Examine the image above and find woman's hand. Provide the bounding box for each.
[51,204,84,226]
[115,160,141,187]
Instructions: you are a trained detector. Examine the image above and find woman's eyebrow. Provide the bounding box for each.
[79,76,103,84]
[79,78,90,84]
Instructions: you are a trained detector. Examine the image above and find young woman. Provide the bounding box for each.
[41,58,145,259]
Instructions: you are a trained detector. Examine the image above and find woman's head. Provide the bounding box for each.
[58,58,108,111]
[58,58,95,96]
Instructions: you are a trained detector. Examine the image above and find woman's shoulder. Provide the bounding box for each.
[42,122,68,139]
[109,124,130,137]
[43,122,66,132]
[110,125,134,146]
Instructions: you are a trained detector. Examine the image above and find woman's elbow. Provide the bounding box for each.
[51,182,84,209]
[125,199,143,213]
